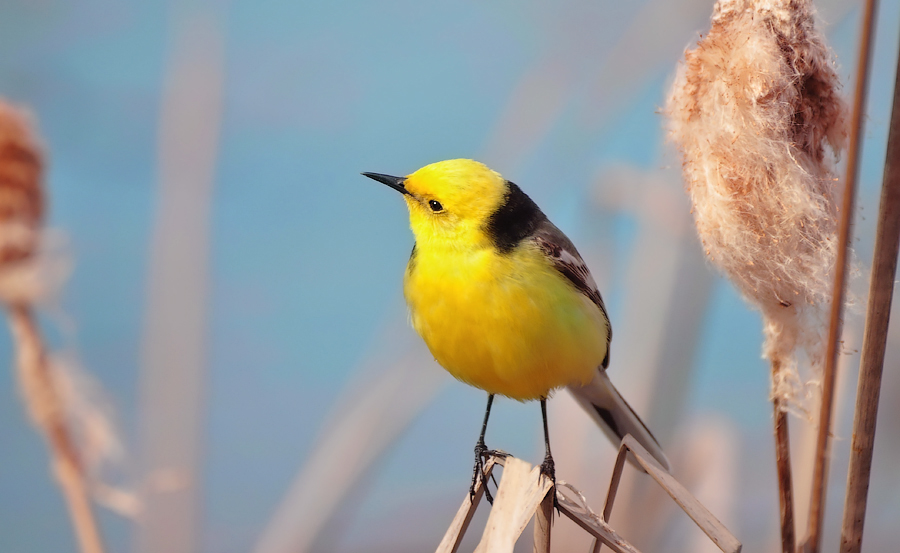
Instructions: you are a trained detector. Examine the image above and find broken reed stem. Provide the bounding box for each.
[838,31,900,553]
[439,442,741,553]
[773,359,795,553]
[774,407,795,553]
[806,1,877,551]
[8,304,105,553]
[533,488,552,553]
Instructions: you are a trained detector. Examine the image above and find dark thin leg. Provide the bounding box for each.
[471,394,505,504]
[539,399,558,508]
[478,394,494,447]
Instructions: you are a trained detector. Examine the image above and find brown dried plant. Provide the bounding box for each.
[666,2,848,551]
[0,99,106,553]
[666,0,847,411]
[0,101,43,266]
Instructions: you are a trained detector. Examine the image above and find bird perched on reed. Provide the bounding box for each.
[363,159,669,498]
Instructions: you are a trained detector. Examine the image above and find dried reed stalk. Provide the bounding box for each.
[838,34,900,553]
[436,456,500,553]
[666,2,848,551]
[596,436,741,553]
[806,0,876,550]
[533,487,553,553]
[439,441,741,553]
[773,389,796,553]
[0,101,105,553]
[8,306,105,553]
[474,458,554,553]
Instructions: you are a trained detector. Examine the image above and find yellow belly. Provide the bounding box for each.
[403,243,608,400]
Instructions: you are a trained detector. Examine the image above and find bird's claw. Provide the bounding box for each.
[469,441,507,505]
[539,454,560,512]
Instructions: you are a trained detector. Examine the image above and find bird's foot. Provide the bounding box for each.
[470,440,507,504]
[539,453,560,512]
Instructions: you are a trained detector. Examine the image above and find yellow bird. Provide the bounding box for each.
[363,159,669,496]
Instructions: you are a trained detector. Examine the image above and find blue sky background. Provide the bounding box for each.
[1,1,899,552]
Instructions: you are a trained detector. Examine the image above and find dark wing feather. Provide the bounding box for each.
[532,220,613,368]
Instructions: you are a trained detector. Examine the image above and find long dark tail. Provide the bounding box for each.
[567,369,670,471]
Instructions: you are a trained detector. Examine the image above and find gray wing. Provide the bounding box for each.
[532,220,612,368]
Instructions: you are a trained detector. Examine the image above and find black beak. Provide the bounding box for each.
[362,172,410,195]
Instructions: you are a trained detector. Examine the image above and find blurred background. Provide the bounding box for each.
[1,0,899,552]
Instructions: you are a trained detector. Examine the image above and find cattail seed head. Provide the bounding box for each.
[0,100,44,267]
[666,0,847,410]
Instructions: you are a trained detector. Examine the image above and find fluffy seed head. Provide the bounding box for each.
[0,100,44,267]
[666,0,848,410]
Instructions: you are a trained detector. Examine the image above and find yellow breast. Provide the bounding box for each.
[403,242,608,400]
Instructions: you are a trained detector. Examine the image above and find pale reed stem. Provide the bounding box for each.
[8,304,104,553]
[839,26,900,553]
[805,1,877,551]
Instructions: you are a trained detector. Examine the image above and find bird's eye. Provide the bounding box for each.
[428,199,443,212]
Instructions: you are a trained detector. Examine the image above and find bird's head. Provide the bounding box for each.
[363,159,508,246]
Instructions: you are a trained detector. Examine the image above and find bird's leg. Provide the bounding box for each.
[539,398,558,507]
[471,393,505,504]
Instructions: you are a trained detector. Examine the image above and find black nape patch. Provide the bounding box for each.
[594,405,622,439]
[485,181,546,253]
